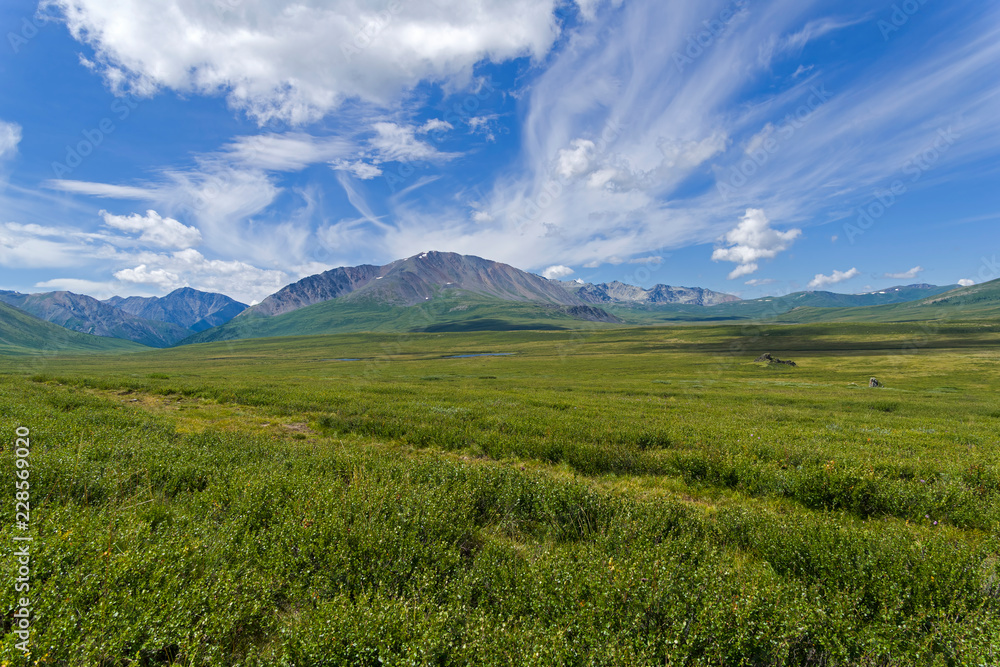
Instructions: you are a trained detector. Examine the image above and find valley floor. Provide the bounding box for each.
[2,323,999,665]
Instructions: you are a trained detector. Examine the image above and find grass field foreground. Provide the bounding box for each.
[1,323,999,665]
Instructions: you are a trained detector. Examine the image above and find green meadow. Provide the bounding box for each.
[2,322,999,665]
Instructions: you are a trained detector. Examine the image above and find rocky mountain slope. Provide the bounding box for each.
[0,290,192,348]
[241,251,586,320]
[557,280,739,306]
[105,287,247,331]
[0,301,145,354]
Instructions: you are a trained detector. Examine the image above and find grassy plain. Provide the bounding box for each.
[2,322,999,665]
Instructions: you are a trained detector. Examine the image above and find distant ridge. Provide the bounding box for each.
[104,287,247,332]
[558,279,739,307]
[0,290,192,348]
[0,301,145,354]
[3,251,987,348]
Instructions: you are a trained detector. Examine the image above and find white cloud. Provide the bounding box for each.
[882,265,923,280]
[542,264,574,279]
[808,267,860,289]
[472,210,493,223]
[101,209,202,249]
[0,223,92,268]
[46,180,156,199]
[958,278,975,287]
[46,0,563,124]
[332,160,383,180]
[658,134,728,169]
[370,122,460,163]
[0,120,22,160]
[113,248,288,302]
[555,139,596,180]
[29,1,1000,293]
[711,209,801,279]
[113,265,180,289]
[419,119,453,134]
[420,1,1000,276]
[745,278,777,286]
[34,278,123,297]
[52,163,286,267]
[467,115,500,142]
[628,256,662,265]
[224,133,354,171]
[1,219,287,302]
[586,168,618,189]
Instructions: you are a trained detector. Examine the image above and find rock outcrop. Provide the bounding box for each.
[754,353,797,367]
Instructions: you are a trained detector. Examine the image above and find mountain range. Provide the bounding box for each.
[0,287,246,348]
[0,301,145,355]
[0,251,994,351]
[104,287,248,332]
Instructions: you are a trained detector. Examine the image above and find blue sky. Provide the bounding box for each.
[0,0,997,303]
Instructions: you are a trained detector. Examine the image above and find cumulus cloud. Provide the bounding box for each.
[745,278,777,286]
[882,266,923,280]
[46,0,563,124]
[555,139,596,180]
[113,265,180,289]
[958,278,975,287]
[808,267,860,289]
[332,160,383,180]
[113,248,287,302]
[0,120,22,159]
[542,264,574,279]
[101,209,202,249]
[711,209,801,280]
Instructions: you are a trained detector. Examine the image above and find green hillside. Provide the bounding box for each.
[609,284,959,324]
[181,291,619,344]
[0,301,147,355]
[774,279,1000,324]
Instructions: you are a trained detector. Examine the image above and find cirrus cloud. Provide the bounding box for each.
[0,120,22,160]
